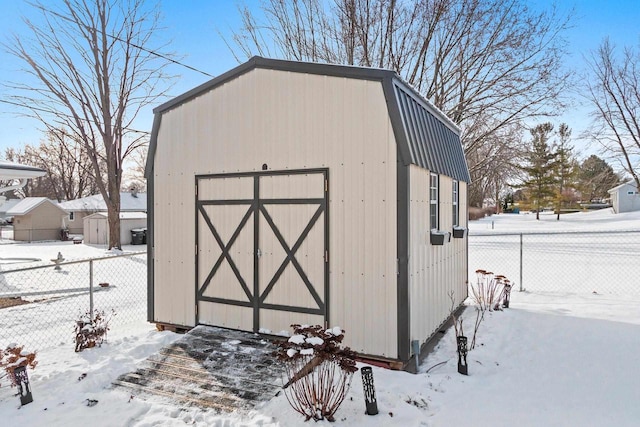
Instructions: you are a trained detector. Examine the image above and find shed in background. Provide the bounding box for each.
[59,190,147,235]
[7,197,68,242]
[608,181,640,213]
[83,212,147,245]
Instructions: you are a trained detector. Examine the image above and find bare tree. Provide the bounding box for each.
[227,0,573,205]
[5,129,101,201]
[122,145,148,193]
[4,0,172,248]
[585,38,640,190]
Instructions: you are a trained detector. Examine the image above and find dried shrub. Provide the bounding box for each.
[469,206,497,220]
[0,344,37,387]
[468,270,510,349]
[275,324,357,422]
[74,309,114,352]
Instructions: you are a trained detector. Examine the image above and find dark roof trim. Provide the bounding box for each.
[145,113,162,179]
[147,56,470,182]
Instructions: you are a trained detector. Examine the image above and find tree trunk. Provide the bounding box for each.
[107,182,121,249]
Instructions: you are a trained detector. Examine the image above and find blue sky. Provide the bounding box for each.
[0,0,638,159]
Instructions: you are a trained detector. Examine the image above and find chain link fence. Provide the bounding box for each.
[469,230,640,295]
[0,252,147,350]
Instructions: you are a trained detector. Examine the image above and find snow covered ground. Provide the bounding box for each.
[1,209,640,426]
[468,208,640,296]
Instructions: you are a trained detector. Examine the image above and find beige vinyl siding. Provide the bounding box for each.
[153,69,398,357]
[13,203,67,241]
[65,211,93,235]
[408,165,468,345]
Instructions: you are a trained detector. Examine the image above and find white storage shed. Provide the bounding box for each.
[608,181,640,213]
[83,212,147,245]
[145,57,471,366]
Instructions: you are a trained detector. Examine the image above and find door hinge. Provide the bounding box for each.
[195,303,198,317]
[396,258,400,276]
[324,250,328,263]
[325,179,328,193]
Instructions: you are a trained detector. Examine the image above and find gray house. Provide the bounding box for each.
[145,57,470,366]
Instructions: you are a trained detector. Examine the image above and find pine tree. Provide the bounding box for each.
[553,124,576,220]
[517,123,558,220]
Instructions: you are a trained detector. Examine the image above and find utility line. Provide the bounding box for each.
[0,99,150,135]
[29,2,215,78]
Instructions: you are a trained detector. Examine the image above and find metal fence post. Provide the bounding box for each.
[89,259,94,314]
[519,233,523,292]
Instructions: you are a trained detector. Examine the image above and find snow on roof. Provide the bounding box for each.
[608,180,637,193]
[6,197,66,215]
[59,192,147,212]
[0,199,21,214]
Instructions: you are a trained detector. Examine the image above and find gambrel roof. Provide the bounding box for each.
[146,56,471,183]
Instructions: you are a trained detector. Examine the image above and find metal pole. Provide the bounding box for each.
[89,259,94,314]
[519,233,523,292]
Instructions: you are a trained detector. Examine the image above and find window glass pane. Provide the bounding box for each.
[430,173,438,229]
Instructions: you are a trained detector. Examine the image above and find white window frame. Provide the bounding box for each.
[430,173,439,230]
[452,180,459,226]
[69,212,75,221]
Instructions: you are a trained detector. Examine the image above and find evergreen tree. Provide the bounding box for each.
[516,123,558,220]
[553,124,576,220]
[578,155,621,202]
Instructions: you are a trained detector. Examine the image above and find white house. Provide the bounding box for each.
[608,181,640,213]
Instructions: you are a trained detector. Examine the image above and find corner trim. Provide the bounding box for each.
[397,154,410,361]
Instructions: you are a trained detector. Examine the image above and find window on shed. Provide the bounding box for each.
[452,180,459,226]
[69,212,75,221]
[430,173,439,229]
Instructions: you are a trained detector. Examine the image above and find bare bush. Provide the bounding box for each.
[0,344,37,387]
[467,270,511,349]
[469,206,497,220]
[74,309,114,352]
[275,324,357,422]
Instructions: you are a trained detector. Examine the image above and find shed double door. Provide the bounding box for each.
[196,169,328,334]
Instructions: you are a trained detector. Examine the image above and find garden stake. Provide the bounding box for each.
[361,366,378,415]
[13,365,33,405]
[457,336,468,375]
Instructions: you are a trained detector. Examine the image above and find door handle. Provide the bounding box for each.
[257,248,262,258]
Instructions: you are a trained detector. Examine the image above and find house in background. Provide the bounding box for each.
[0,199,21,221]
[0,160,46,224]
[83,211,147,245]
[145,57,470,367]
[6,197,69,242]
[58,190,147,235]
[608,181,640,213]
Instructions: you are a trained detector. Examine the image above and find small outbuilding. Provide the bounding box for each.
[608,181,640,213]
[59,190,147,235]
[145,57,471,366]
[6,197,68,242]
[83,212,147,245]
